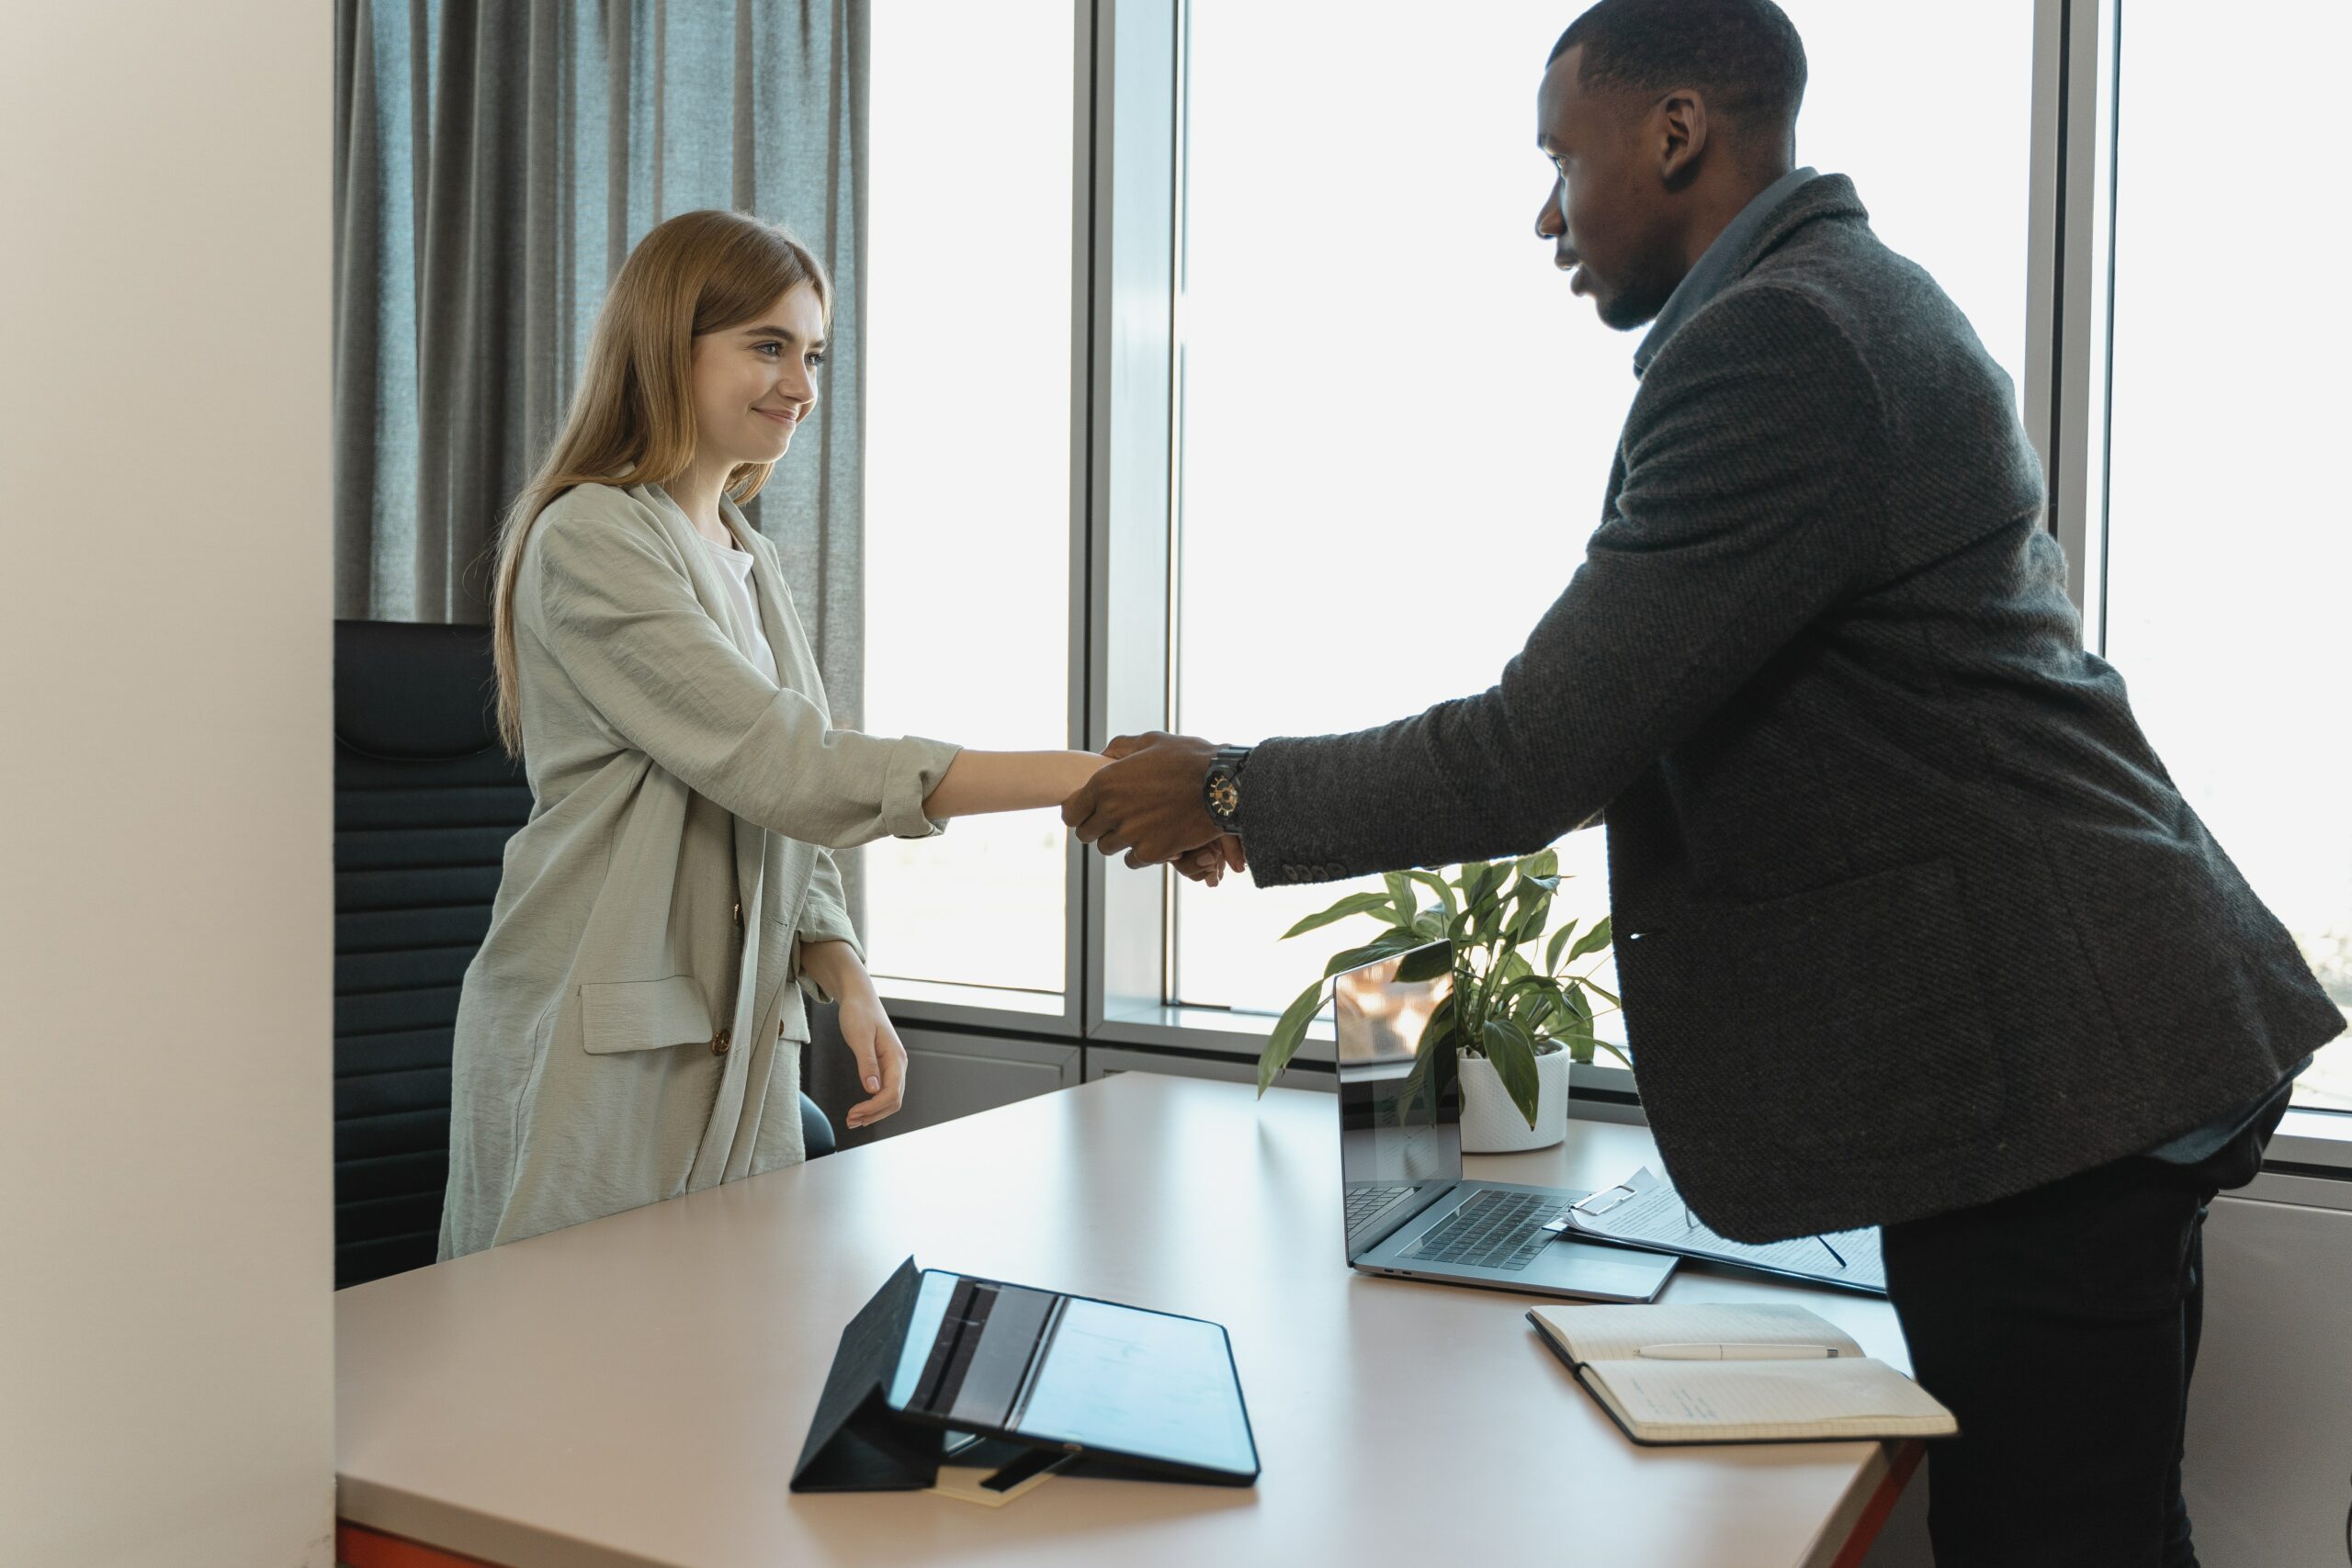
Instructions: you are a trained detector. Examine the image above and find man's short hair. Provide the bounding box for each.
[1551,0,1808,139]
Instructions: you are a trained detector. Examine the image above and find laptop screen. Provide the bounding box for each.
[1334,944,1461,1259]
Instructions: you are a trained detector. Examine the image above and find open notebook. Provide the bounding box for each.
[1530,1302,1957,1446]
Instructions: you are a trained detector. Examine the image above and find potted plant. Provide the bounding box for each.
[1257,850,1623,1152]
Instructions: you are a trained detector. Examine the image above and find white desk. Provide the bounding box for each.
[336,1074,1917,1568]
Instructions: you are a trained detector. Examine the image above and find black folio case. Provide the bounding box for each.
[791,1258,1261,1492]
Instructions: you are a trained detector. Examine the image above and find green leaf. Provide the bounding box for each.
[1280,891,1400,940]
[1407,869,1459,920]
[1508,889,1552,944]
[1257,978,1328,1096]
[1566,915,1613,963]
[1547,984,1596,1063]
[1481,1017,1543,1128]
[1471,888,1510,947]
[1396,941,1454,983]
[1461,860,1508,917]
[1582,978,1621,1009]
[1383,871,1418,927]
[1514,848,1559,880]
[1487,972,1552,1006]
[1322,930,1435,979]
[1544,919,1581,975]
[1411,909,1449,942]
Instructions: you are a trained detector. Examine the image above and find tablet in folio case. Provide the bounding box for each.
[790,1258,1261,1493]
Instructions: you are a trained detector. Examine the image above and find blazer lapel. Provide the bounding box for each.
[635,489,775,1168]
[639,482,763,659]
[722,500,818,714]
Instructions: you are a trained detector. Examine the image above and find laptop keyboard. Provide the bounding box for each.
[1403,1190,1570,1272]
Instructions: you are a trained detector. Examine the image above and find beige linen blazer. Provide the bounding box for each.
[438,481,959,1259]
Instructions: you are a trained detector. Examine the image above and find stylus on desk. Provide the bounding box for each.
[1637,1344,1842,1360]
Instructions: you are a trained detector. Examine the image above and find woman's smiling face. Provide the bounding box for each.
[689,281,828,470]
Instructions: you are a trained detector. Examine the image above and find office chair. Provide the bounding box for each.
[333,619,833,1289]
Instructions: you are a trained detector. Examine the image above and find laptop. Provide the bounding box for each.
[1334,943,1677,1303]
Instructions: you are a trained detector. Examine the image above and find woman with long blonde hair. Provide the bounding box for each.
[440,209,1104,1258]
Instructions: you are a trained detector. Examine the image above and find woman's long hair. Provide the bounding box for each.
[490,209,832,755]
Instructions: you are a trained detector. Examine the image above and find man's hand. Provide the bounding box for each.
[1063,731,1227,868]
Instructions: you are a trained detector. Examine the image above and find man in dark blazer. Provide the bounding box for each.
[1065,2,2343,1563]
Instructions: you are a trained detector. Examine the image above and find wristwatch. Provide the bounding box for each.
[1202,744,1252,834]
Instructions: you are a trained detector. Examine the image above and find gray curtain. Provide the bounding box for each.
[333,0,876,1127]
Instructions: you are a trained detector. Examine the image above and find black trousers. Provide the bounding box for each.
[1881,1100,2286,1568]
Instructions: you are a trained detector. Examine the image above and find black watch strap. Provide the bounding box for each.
[1203,744,1252,834]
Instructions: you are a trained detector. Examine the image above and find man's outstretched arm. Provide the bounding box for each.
[1065,287,1888,884]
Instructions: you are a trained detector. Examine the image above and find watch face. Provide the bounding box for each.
[1208,769,1241,821]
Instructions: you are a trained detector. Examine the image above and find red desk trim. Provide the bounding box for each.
[1828,1439,1926,1568]
[336,1520,503,1568]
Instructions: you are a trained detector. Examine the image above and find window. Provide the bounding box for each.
[2099,0,2352,1110]
[1169,0,2037,1025]
[863,0,1077,1004]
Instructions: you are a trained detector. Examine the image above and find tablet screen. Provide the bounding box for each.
[885,1269,1258,1479]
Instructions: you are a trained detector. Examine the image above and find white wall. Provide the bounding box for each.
[0,3,334,1564]
[2184,1187,2352,1567]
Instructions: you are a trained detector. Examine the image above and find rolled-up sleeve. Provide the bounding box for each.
[526,491,963,849]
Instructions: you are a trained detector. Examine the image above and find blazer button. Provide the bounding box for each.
[711,1028,732,1056]
[732,901,743,928]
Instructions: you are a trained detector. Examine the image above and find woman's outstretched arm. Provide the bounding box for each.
[921,750,1105,819]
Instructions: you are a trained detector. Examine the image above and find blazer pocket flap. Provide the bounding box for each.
[580,976,713,1055]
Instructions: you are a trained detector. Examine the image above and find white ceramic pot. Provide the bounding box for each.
[1457,1044,1570,1153]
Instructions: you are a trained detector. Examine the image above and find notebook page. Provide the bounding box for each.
[1596,1358,1953,1439]
[1532,1302,1864,1365]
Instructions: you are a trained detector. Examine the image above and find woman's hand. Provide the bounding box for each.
[1171,835,1247,886]
[800,939,908,1132]
[837,989,908,1133]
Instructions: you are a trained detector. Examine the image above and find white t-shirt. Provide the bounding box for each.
[700,535,781,684]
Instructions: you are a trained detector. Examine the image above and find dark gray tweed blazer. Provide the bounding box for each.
[1239,175,2342,1241]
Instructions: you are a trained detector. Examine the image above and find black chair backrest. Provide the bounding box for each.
[331,620,835,1289]
[333,621,529,1288]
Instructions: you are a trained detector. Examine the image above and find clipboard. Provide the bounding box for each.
[791,1258,1261,1493]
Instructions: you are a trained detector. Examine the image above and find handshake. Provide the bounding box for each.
[1061,731,1249,888]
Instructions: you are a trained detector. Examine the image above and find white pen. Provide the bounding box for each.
[1637,1343,1841,1360]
